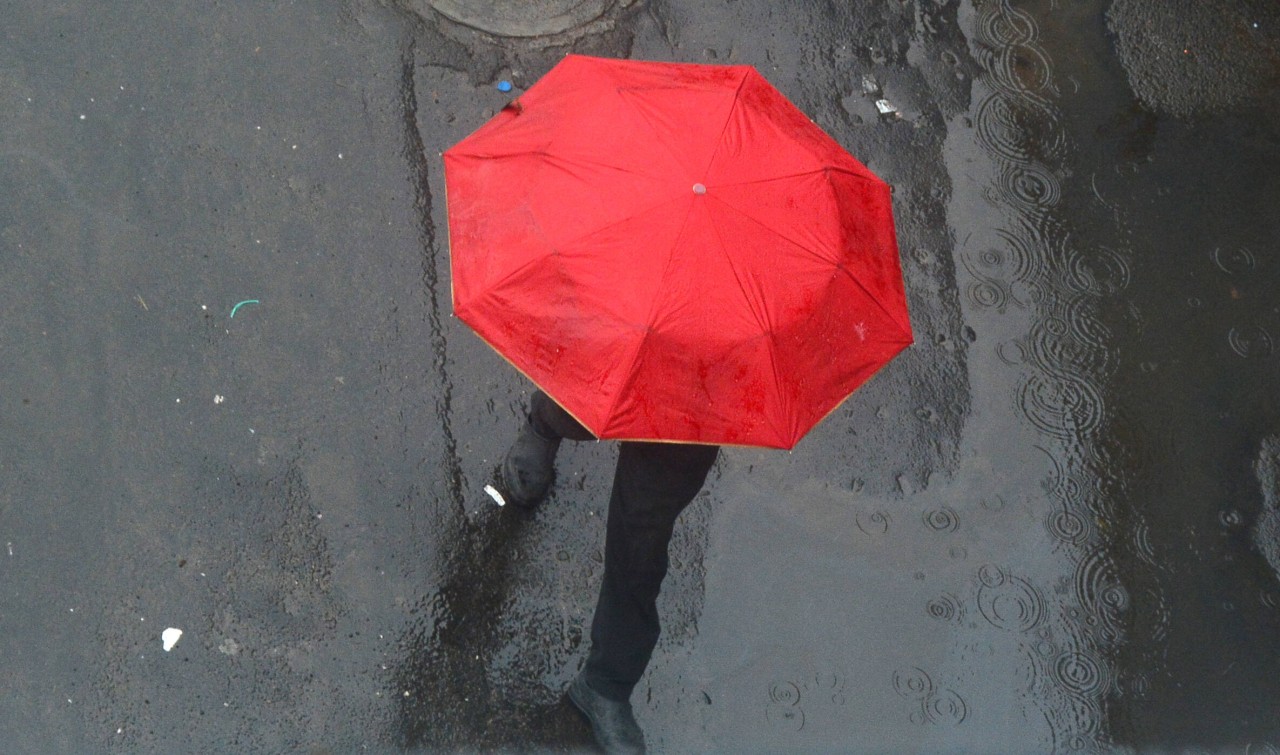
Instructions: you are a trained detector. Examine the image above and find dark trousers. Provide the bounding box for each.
[529,391,720,702]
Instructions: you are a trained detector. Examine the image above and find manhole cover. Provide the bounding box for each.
[422,0,630,37]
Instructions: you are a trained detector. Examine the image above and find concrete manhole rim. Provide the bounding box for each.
[424,0,636,38]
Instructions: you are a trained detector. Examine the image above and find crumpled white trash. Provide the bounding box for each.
[162,627,183,652]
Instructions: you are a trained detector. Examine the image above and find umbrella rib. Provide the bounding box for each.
[472,194,687,306]
[704,197,774,334]
[612,87,694,181]
[706,193,838,268]
[835,264,915,340]
[470,247,558,310]
[539,150,675,184]
[711,166,884,190]
[598,326,652,439]
[703,205,796,445]
[698,72,752,179]
[633,196,700,330]
[449,148,674,185]
[765,333,794,447]
[599,197,701,430]
[552,194,688,257]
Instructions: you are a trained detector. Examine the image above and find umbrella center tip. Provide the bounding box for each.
[692,183,707,195]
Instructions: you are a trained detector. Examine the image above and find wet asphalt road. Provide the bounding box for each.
[2,0,1279,752]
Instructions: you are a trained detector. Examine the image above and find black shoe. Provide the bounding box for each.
[567,673,645,754]
[499,419,561,507]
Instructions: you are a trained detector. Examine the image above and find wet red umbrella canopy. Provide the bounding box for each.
[444,55,913,449]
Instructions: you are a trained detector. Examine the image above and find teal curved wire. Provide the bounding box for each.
[229,299,260,318]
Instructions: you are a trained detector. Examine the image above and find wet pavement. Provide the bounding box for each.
[2,0,1279,752]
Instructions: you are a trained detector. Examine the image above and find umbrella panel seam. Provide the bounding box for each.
[611,86,696,183]
[702,206,795,442]
[462,198,688,308]
[708,165,884,190]
[705,192,841,269]
[599,196,702,434]
[698,72,752,181]
[449,149,676,187]
[703,197,774,335]
[835,264,913,342]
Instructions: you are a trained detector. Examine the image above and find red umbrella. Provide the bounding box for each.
[444,55,913,449]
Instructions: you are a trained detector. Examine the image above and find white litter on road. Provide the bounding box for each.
[483,484,506,507]
[161,627,183,652]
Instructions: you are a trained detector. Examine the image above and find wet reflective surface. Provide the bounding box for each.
[1,0,1278,751]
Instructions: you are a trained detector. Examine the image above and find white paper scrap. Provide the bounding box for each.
[483,484,506,507]
[162,627,183,652]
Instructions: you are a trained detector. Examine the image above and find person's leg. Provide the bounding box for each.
[501,390,593,505]
[582,441,720,701]
[529,390,595,442]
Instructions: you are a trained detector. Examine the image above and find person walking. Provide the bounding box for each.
[500,390,719,754]
[447,55,913,752]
